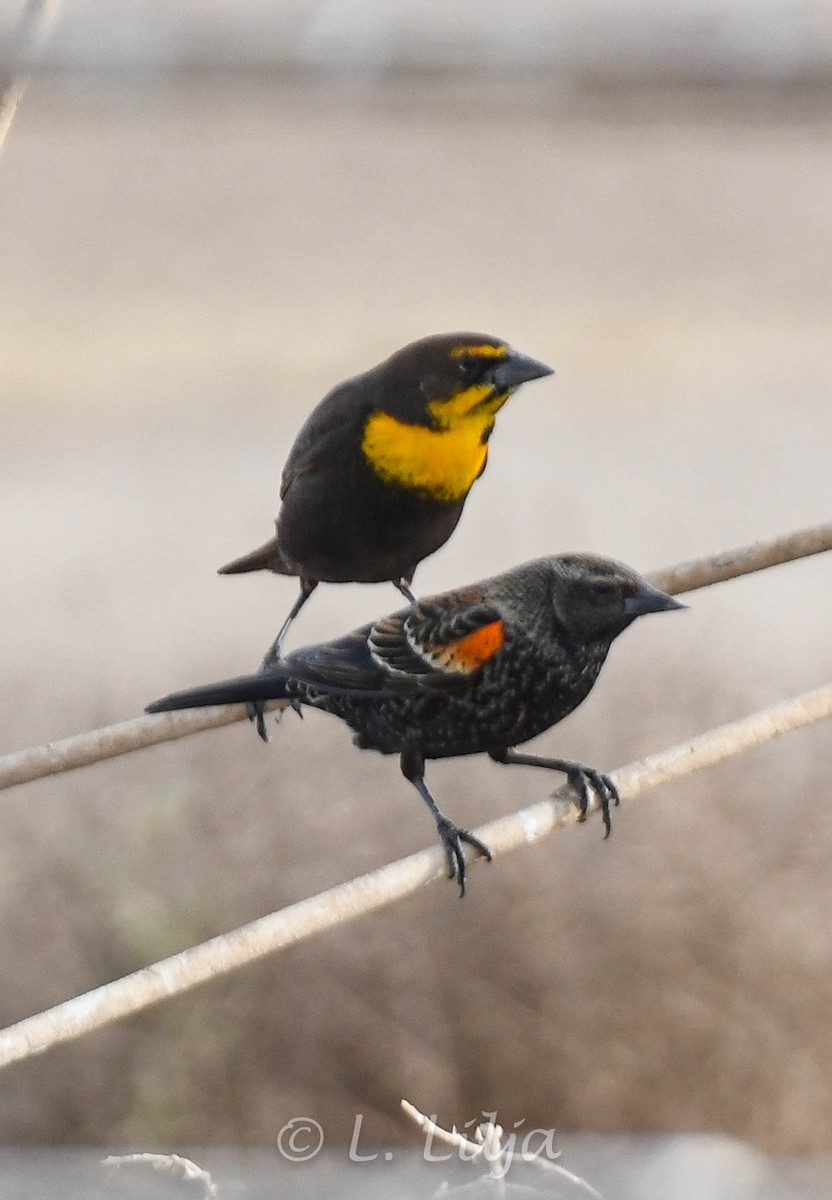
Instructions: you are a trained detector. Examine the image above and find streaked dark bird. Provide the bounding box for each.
[218,333,553,656]
[148,554,684,895]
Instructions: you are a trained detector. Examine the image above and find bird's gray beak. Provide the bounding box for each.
[493,349,555,390]
[624,583,687,617]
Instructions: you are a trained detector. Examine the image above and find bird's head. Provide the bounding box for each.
[547,554,685,644]
[381,333,554,429]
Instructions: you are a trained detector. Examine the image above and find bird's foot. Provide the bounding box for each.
[562,762,620,837]
[435,817,492,898]
[246,698,303,743]
[247,702,270,743]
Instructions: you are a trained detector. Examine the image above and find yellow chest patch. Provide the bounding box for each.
[361,409,494,503]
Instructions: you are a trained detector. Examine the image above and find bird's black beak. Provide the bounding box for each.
[624,583,687,617]
[492,349,554,391]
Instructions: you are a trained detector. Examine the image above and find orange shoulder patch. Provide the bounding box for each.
[431,619,505,674]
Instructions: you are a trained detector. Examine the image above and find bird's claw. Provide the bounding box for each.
[247,702,270,743]
[435,817,492,898]
[565,765,620,838]
[247,698,304,742]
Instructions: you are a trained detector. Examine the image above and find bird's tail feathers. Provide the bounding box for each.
[217,535,292,576]
[146,671,291,714]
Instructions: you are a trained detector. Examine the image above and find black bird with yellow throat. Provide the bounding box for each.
[219,333,553,655]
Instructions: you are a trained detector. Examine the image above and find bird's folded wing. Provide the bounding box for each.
[274,601,505,697]
[279,382,367,501]
[368,600,505,684]
[275,628,385,693]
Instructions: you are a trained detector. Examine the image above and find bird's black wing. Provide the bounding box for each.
[279,379,372,502]
[146,630,388,711]
[275,596,505,697]
[279,626,385,692]
[367,598,505,686]
[146,596,507,713]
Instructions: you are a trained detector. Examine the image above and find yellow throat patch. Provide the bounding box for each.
[361,385,508,503]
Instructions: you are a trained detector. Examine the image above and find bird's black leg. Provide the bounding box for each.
[394,575,417,607]
[266,578,320,665]
[400,748,492,897]
[489,748,620,838]
[248,579,319,743]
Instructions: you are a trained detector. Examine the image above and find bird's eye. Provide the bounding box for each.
[456,353,481,379]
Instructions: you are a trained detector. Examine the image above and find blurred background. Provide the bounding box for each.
[1,0,832,1194]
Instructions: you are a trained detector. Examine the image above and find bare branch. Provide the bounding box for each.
[0,702,288,791]
[0,681,829,1071]
[648,521,832,596]
[401,1099,480,1154]
[0,0,62,156]
[0,520,830,793]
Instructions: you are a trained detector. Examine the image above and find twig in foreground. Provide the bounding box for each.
[0,519,830,793]
[0,680,828,1071]
[401,1098,604,1196]
[102,1153,218,1200]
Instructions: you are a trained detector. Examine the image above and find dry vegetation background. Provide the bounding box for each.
[1,27,831,1155]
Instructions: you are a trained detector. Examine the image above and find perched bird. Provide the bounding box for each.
[148,554,684,895]
[219,333,553,656]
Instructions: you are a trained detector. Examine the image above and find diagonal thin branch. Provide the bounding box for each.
[0,701,289,791]
[0,681,829,1071]
[0,520,830,793]
[0,0,62,156]
[647,521,832,596]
